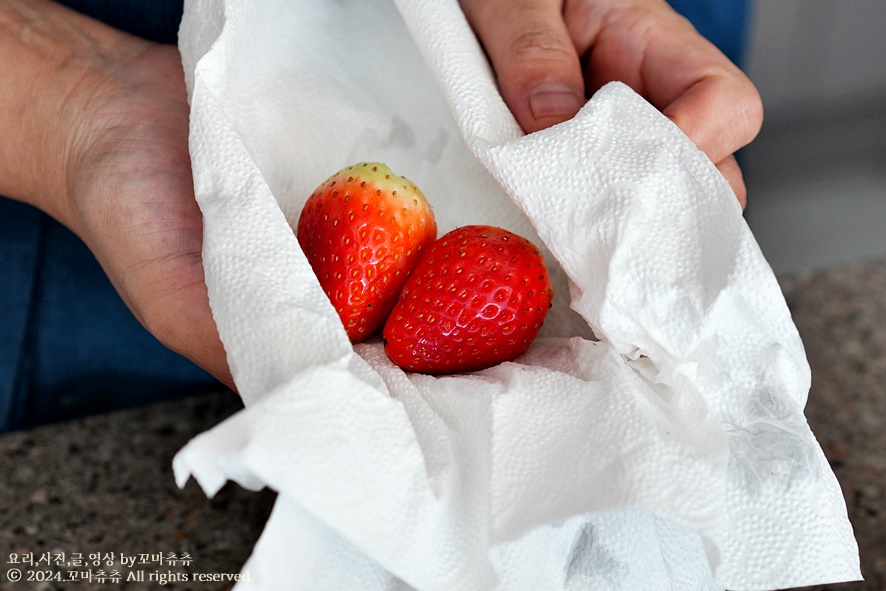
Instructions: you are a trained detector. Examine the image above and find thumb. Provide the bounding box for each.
[461,0,585,134]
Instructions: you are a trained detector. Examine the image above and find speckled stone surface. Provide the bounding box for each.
[781,259,886,591]
[1,259,884,591]
[0,392,273,591]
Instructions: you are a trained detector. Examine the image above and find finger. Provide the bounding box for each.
[567,1,764,167]
[714,154,747,209]
[630,7,764,164]
[662,70,764,168]
[460,0,586,133]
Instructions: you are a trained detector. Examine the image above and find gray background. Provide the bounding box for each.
[743,0,886,275]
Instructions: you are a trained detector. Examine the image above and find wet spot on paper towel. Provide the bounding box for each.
[564,523,628,587]
[727,386,819,496]
[386,116,416,149]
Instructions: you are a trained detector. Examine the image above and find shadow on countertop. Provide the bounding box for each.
[1,259,884,591]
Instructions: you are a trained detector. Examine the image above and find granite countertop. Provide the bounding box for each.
[2,259,884,591]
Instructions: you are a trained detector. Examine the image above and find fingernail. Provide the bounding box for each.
[529,85,583,120]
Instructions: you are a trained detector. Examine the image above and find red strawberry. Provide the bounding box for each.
[297,162,437,342]
[383,225,554,374]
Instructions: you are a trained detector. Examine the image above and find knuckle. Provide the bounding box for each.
[746,86,765,133]
[735,78,765,145]
[507,27,576,63]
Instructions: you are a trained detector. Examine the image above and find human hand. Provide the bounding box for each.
[0,1,232,388]
[67,44,234,389]
[459,0,763,207]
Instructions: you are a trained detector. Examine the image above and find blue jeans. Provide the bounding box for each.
[0,0,748,433]
[668,0,751,67]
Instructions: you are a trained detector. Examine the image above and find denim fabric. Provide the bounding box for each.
[0,202,43,431]
[57,0,184,44]
[668,0,751,67]
[0,206,220,433]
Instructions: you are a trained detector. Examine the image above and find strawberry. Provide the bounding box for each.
[383,225,554,374]
[297,162,437,342]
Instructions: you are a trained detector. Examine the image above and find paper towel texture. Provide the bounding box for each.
[173,0,861,589]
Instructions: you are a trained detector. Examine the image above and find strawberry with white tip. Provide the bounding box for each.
[297,162,437,342]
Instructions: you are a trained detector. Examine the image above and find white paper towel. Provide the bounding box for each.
[173,0,861,589]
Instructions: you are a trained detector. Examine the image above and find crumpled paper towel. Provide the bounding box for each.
[172,0,861,589]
